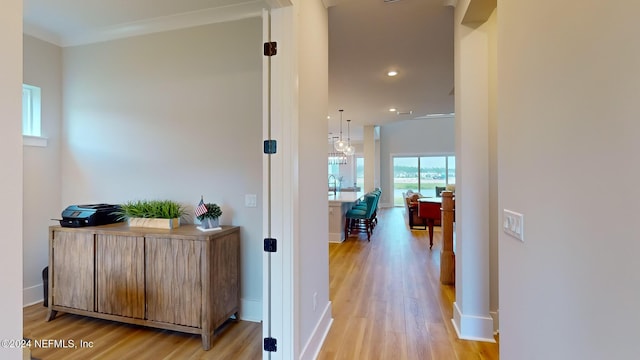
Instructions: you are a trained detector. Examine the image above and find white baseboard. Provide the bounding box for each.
[299,301,333,360]
[452,302,496,343]
[328,232,344,243]
[23,283,44,307]
[240,298,262,322]
[490,309,499,334]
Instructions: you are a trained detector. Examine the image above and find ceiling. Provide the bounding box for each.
[23,0,454,142]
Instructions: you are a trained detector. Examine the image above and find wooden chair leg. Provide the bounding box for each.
[344,218,350,239]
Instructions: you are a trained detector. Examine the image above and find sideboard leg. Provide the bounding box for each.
[45,309,57,322]
[201,333,211,351]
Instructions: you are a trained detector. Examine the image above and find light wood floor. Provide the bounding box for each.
[23,306,261,360]
[23,207,498,359]
[317,207,499,359]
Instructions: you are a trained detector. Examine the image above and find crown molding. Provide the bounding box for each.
[27,0,268,48]
[23,22,62,46]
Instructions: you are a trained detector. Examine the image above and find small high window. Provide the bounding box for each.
[22,84,47,146]
[23,84,42,136]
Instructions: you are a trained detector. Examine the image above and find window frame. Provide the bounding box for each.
[22,83,47,147]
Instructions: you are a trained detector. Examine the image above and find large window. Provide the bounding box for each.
[393,155,455,206]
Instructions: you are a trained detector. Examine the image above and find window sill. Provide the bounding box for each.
[23,135,48,147]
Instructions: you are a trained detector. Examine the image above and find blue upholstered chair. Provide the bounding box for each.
[352,189,381,227]
[344,192,379,241]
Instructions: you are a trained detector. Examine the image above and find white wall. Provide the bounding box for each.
[499,1,640,358]
[296,0,330,357]
[379,117,455,206]
[62,18,264,320]
[22,35,62,306]
[453,0,494,341]
[0,0,24,358]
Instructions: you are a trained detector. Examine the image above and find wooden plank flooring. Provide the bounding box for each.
[317,207,499,360]
[23,207,498,359]
[23,304,261,359]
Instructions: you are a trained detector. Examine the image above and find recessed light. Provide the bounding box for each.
[396,110,413,115]
[387,70,398,77]
[389,108,397,112]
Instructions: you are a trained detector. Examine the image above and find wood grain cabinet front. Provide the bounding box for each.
[50,230,94,311]
[145,236,203,327]
[47,224,240,351]
[96,234,145,319]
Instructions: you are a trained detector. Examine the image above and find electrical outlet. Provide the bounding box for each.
[503,209,524,241]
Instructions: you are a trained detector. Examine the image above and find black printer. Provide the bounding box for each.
[60,203,123,227]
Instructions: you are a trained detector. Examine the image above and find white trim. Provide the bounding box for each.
[43,1,268,47]
[328,232,343,243]
[23,22,63,46]
[240,298,262,322]
[23,135,47,147]
[23,283,44,307]
[452,302,496,343]
[299,302,333,360]
[490,309,499,334]
[263,6,297,360]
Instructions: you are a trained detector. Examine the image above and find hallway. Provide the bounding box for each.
[318,207,499,359]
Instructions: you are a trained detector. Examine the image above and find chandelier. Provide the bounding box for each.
[328,109,355,165]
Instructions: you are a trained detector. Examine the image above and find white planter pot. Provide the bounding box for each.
[200,217,219,229]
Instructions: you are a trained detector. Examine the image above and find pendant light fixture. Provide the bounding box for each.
[328,136,347,165]
[334,109,347,152]
[343,119,355,156]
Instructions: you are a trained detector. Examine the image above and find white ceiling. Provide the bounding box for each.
[328,0,454,141]
[23,0,454,142]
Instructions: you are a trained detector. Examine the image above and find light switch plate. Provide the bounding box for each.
[503,209,524,241]
[245,194,257,208]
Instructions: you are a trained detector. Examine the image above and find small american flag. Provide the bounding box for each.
[195,197,208,217]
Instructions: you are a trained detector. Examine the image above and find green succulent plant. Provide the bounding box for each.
[197,203,222,221]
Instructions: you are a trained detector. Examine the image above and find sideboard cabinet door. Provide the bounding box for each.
[96,234,145,318]
[51,230,94,311]
[145,237,203,327]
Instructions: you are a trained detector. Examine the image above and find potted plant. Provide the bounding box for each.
[114,199,187,229]
[197,203,222,229]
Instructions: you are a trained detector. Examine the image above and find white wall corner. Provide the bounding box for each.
[240,298,263,323]
[452,302,496,343]
[299,301,333,360]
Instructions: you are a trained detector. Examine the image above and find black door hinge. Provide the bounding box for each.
[264,337,277,352]
[264,238,277,253]
[264,42,277,57]
[264,140,277,154]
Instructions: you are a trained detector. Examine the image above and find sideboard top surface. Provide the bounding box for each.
[49,224,239,241]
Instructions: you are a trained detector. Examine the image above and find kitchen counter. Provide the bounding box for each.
[328,191,364,203]
[328,191,364,242]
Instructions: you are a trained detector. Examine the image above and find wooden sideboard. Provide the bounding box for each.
[47,224,240,350]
